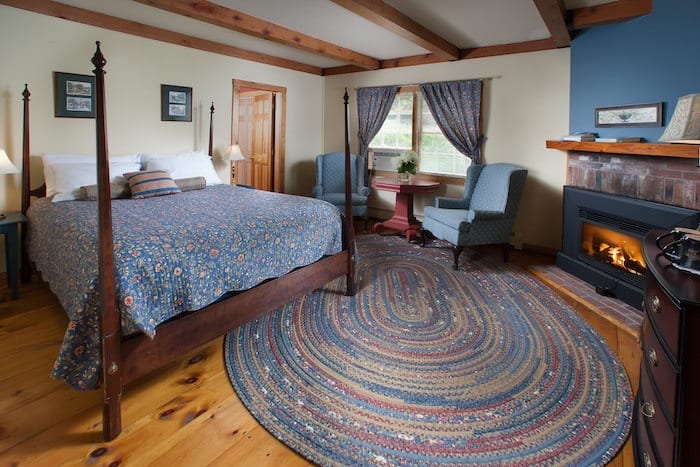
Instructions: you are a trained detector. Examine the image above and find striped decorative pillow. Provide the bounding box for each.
[124,170,181,199]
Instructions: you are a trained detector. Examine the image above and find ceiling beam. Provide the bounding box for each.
[460,38,559,60]
[323,38,560,75]
[532,0,570,47]
[329,0,460,61]
[0,0,322,74]
[135,0,379,70]
[571,0,653,29]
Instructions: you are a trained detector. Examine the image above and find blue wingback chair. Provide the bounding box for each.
[312,151,370,222]
[421,163,528,270]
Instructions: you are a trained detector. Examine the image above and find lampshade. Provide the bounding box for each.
[0,149,19,175]
[226,144,246,161]
[660,93,700,143]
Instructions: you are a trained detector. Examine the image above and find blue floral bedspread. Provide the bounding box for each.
[27,185,343,390]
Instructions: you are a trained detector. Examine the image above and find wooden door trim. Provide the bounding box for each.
[232,79,286,192]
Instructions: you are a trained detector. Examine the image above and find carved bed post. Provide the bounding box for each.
[343,89,356,295]
[20,85,31,283]
[208,101,214,158]
[92,41,123,441]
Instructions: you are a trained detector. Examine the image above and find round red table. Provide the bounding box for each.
[371,176,440,241]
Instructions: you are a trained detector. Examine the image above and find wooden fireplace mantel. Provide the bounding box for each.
[546,140,700,159]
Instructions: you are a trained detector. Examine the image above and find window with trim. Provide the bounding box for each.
[370,88,471,178]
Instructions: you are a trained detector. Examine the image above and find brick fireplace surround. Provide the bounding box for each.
[566,152,699,210]
[529,146,699,466]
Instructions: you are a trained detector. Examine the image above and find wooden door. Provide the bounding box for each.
[235,96,252,186]
[251,92,273,191]
[235,96,253,185]
[232,80,286,192]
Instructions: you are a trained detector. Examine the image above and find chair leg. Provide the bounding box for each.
[452,246,464,270]
[419,228,435,247]
[502,243,510,262]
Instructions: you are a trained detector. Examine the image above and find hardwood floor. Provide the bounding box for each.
[0,276,311,466]
[0,230,633,465]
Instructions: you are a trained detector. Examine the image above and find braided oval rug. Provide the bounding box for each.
[224,235,632,466]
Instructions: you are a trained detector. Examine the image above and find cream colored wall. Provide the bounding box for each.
[323,49,570,250]
[0,5,324,212]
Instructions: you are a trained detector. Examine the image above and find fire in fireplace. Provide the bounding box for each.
[557,187,699,310]
[580,223,646,278]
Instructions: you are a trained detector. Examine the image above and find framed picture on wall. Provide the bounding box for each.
[161,84,192,122]
[594,102,662,128]
[53,72,95,118]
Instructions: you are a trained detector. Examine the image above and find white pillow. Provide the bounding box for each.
[43,154,142,198]
[48,161,142,202]
[42,153,141,165]
[140,149,207,162]
[145,153,223,186]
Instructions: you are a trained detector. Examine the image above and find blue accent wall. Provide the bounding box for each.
[570,0,700,141]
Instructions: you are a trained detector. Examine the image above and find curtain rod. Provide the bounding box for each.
[353,76,499,91]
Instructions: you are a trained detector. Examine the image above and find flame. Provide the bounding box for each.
[581,224,647,276]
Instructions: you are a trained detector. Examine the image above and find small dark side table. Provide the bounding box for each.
[0,212,27,299]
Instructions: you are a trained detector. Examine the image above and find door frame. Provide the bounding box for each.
[232,79,286,192]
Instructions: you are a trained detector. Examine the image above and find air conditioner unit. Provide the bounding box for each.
[370,150,400,172]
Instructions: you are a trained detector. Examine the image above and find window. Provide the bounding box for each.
[370,89,471,177]
[370,92,413,151]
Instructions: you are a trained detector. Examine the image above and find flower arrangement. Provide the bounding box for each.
[394,150,418,175]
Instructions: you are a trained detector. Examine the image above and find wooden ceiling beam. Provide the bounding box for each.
[460,38,559,60]
[323,38,560,75]
[329,0,460,61]
[571,0,653,29]
[135,0,379,70]
[0,0,322,74]
[532,0,570,47]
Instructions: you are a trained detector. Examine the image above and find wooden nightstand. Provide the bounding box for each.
[0,212,27,299]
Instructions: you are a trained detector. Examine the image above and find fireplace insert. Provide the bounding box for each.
[556,186,699,309]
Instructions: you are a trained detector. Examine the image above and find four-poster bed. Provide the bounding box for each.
[20,42,357,441]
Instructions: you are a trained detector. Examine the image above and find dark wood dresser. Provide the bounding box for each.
[634,231,700,466]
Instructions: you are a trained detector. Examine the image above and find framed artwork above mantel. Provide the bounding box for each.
[594,102,662,128]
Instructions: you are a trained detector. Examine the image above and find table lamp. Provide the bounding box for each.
[226,144,246,182]
[0,149,19,219]
[660,93,700,144]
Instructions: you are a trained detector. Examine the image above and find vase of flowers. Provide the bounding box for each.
[394,150,418,183]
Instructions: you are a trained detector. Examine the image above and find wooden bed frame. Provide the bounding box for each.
[20,41,356,441]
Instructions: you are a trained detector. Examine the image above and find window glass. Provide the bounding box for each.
[418,96,470,176]
[370,93,413,150]
[370,91,471,177]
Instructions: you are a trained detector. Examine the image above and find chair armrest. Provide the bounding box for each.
[435,197,469,209]
[466,209,505,222]
[359,186,370,197]
[312,185,323,197]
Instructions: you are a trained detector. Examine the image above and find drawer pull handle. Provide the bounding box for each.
[642,451,652,467]
[651,295,661,313]
[641,401,656,418]
[648,349,658,367]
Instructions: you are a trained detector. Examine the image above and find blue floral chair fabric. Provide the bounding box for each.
[421,163,528,270]
[312,151,370,220]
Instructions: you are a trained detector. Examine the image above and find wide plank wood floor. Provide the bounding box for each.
[0,276,312,466]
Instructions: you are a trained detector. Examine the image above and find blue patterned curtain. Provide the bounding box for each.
[357,86,399,159]
[419,80,482,164]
